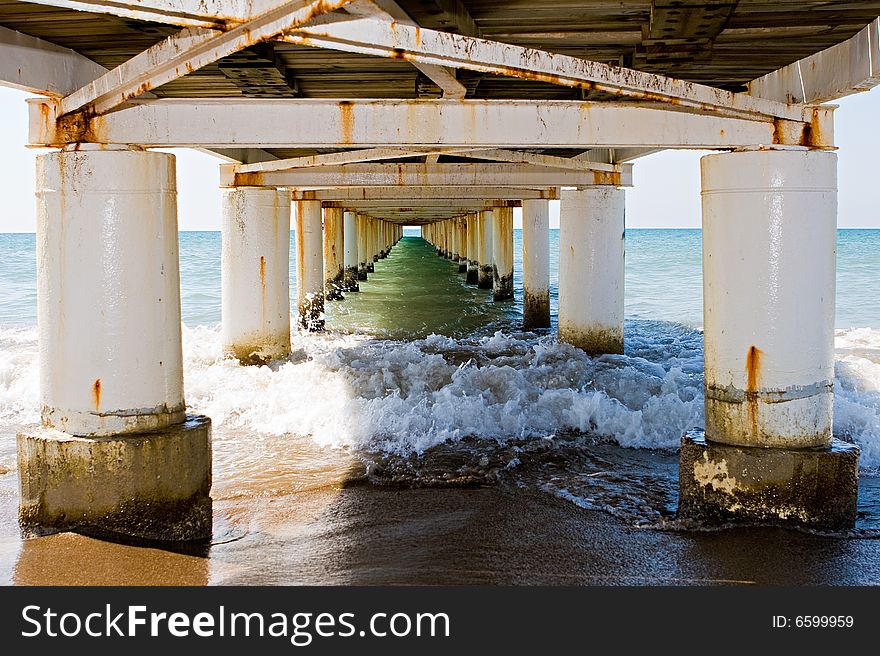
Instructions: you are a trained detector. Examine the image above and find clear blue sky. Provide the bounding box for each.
[0,85,877,231]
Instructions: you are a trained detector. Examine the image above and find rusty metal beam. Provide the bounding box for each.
[748,17,880,104]
[290,187,560,201]
[346,0,467,98]
[59,0,353,117]
[219,162,632,188]
[282,15,809,122]
[235,146,479,172]
[32,98,827,150]
[453,149,626,173]
[22,0,297,29]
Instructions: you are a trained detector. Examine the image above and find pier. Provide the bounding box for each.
[2,1,879,539]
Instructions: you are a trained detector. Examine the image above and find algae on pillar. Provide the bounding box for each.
[679,148,858,531]
[492,206,514,301]
[323,206,345,301]
[466,212,479,284]
[558,187,625,355]
[522,199,551,329]
[221,187,291,364]
[295,200,325,331]
[19,145,211,541]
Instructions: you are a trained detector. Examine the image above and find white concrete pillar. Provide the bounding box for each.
[457,218,468,273]
[295,200,325,331]
[367,217,376,271]
[558,187,625,355]
[492,206,514,301]
[522,199,551,329]
[356,213,369,280]
[36,145,185,435]
[221,187,291,364]
[343,210,359,292]
[323,207,345,300]
[701,149,837,448]
[23,144,211,540]
[466,212,479,284]
[477,210,494,289]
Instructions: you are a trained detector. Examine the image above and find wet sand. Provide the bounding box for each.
[5,476,880,586]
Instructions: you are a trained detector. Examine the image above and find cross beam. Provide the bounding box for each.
[289,187,560,201]
[30,98,831,150]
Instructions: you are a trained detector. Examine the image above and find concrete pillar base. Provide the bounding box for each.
[343,266,360,292]
[325,278,345,301]
[299,295,325,332]
[18,415,212,541]
[493,266,514,301]
[478,265,493,289]
[458,259,467,273]
[678,430,859,531]
[466,263,479,285]
[523,291,551,329]
[367,262,375,273]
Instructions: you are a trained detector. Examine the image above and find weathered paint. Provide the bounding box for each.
[323,206,345,300]
[678,430,858,531]
[702,148,837,448]
[221,186,291,364]
[521,199,550,329]
[477,209,493,289]
[491,206,514,301]
[342,209,359,292]
[18,414,213,541]
[36,145,185,436]
[356,213,369,280]
[558,186,625,355]
[294,200,325,331]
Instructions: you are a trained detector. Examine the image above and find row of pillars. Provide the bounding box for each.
[18,143,856,540]
[221,190,402,364]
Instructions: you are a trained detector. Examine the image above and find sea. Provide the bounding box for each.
[1,228,880,561]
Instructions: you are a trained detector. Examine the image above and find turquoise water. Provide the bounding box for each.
[1,228,877,329]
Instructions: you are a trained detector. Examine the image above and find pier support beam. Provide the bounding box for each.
[558,187,625,355]
[19,145,211,541]
[492,207,514,300]
[466,212,479,284]
[457,218,468,273]
[522,199,551,329]
[679,148,858,530]
[342,210,359,292]
[477,210,494,289]
[323,207,345,300]
[295,200,325,331]
[221,187,291,364]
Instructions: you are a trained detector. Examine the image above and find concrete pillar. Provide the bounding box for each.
[466,212,479,284]
[458,218,468,273]
[558,187,625,355]
[492,206,514,301]
[323,207,345,300]
[20,144,211,541]
[477,210,494,289]
[679,148,857,531]
[522,199,551,329]
[295,200,325,331]
[343,210,359,292]
[357,213,369,280]
[221,187,291,364]
[367,217,376,271]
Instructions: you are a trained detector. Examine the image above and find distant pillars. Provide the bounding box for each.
[342,210,359,292]
[323,207,345,301]
[466,213,479,284]
[221,187,292,363]
[522,199,551,328]
[477,210,494,289]
[357,213,369,280]
[294,200,325,331]
[701,149,837,449]
[558,187,625,355]
[492,206,514,301]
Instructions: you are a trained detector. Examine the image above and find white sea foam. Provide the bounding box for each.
[0,323,879,470]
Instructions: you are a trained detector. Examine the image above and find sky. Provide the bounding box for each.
[0,84,877,232]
